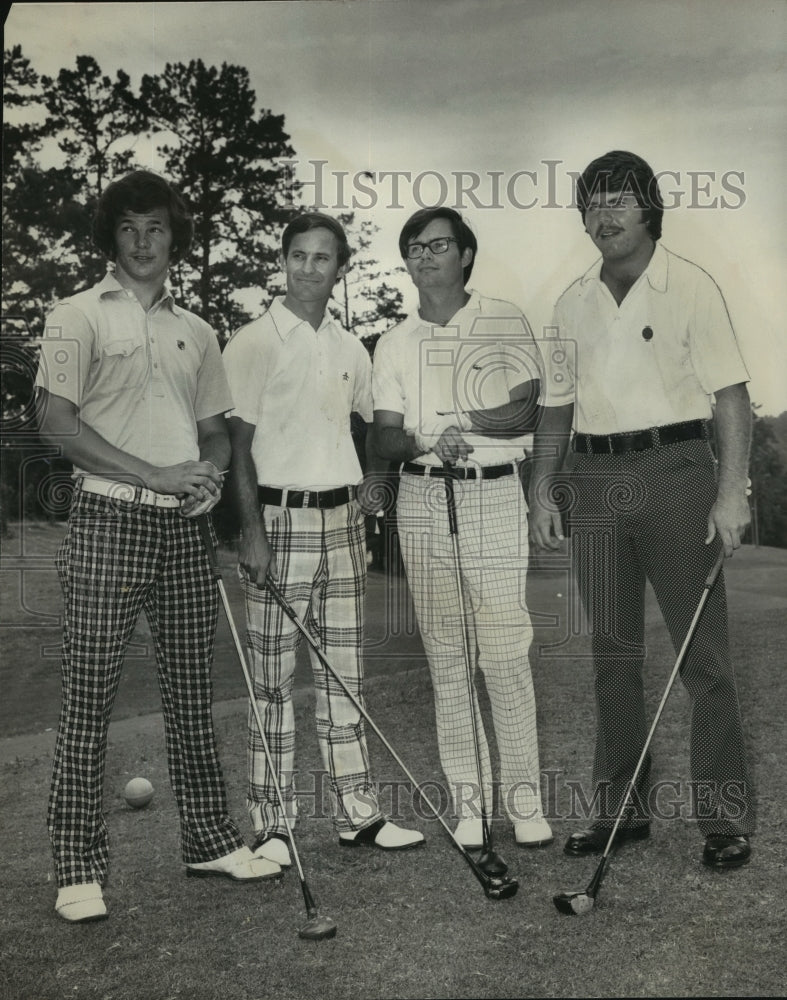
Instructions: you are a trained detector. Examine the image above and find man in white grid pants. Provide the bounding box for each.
[372,207,553,850]
[223,213,424,867]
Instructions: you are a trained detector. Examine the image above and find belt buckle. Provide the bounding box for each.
[302,490,311,508]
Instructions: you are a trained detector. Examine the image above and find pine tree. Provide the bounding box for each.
[123,59,300,339]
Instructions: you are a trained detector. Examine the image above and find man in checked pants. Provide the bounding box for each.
[222,213,423,867]
[36,170,280,924]
[372,207,554,851]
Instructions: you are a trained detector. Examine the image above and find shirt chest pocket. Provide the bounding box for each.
[95,337,148,390]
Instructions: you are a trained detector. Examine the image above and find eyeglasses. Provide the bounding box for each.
[405,237,459,259]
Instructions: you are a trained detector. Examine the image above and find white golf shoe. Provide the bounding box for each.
[453,818,484,849]
[186,845,281,881]
[513,816,554,847]
[253,833,293,868]
[339,818,425,850]
[55,882,107,923]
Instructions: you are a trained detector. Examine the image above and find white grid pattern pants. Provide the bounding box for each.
[49,491,245,889]
[242,500,382,836]
[396,470,544,822]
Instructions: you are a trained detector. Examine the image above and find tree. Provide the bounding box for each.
[41,56,145,199]
[3,44,41,166]
[749,407,787,548]
[123,59,300,339]
[3,52,145,327]
[333,213,406,339]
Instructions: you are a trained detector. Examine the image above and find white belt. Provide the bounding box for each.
[79,475,181,508]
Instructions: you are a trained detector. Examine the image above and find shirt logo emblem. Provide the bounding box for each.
[177,340,186,350]
[342,371,349,381]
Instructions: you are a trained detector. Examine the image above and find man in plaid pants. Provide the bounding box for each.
[529,150,755,869]
[36,171,280,924]
[222,213,424,867]
[372,207,554,851]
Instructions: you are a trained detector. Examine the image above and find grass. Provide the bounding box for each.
[1,523,785,999]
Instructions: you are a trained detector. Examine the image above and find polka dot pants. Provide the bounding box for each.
[568,439,755,837]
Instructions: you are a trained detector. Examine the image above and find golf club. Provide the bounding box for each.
[264,576,518,901]
[196,516,337,941]
[442,464,508,878]
[553,549,726,916]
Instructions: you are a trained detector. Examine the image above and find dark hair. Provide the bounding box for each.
[281,212,351,267]
[398,207,477,284]
[576,150,663,241]
[93,170,194,263]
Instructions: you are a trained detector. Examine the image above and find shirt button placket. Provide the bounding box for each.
[148,311,165,398]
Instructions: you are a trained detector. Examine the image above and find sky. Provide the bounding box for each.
[5,0,787,414]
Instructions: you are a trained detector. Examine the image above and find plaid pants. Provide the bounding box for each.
[242,500,381,836]
[569,439,756,836]
[49,491,244,888]
[396,471,544,823]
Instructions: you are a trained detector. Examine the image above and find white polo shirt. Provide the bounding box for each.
[372,290,545,467]
[543,244,750,434]
[35,272,231,469]
[222,297,372,490]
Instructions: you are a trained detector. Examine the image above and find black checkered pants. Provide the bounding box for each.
[568,439,755,837]
[49,491,244,888]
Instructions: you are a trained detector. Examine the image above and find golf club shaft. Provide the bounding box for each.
[599,549,726,861]
[196,516,309,885]
[443,469,494,849]
[264,576,497,890]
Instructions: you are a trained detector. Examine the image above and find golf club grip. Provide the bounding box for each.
[705,549,725,588]
[442,464,459,535]
[196,515,221,578]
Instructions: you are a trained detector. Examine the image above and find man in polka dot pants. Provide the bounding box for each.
[529,150,755,870]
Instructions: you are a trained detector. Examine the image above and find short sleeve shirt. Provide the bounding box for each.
[222,297,371,490]
[372,290,545,467]
[542,244,750,434]
[34,272,231,469]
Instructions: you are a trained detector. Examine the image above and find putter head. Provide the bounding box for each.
[484,875,518,900]
[298,914,337,940]
[553,891,595,916]
[477,850,509,878]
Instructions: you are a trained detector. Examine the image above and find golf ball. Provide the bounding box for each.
[571,895,595,915]
[124,777,154,809]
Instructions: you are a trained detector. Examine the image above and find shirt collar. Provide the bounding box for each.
[270,295,337,341]
[403,288,480,332]
[580,244,668,293]
[97,270,181,312]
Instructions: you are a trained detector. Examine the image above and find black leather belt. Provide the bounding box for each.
[573,420,707,455]
[258,485,355,509]
[400,462,516,481]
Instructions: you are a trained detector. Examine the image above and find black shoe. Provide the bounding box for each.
[563,823,650,856]
[702,835,751,869]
